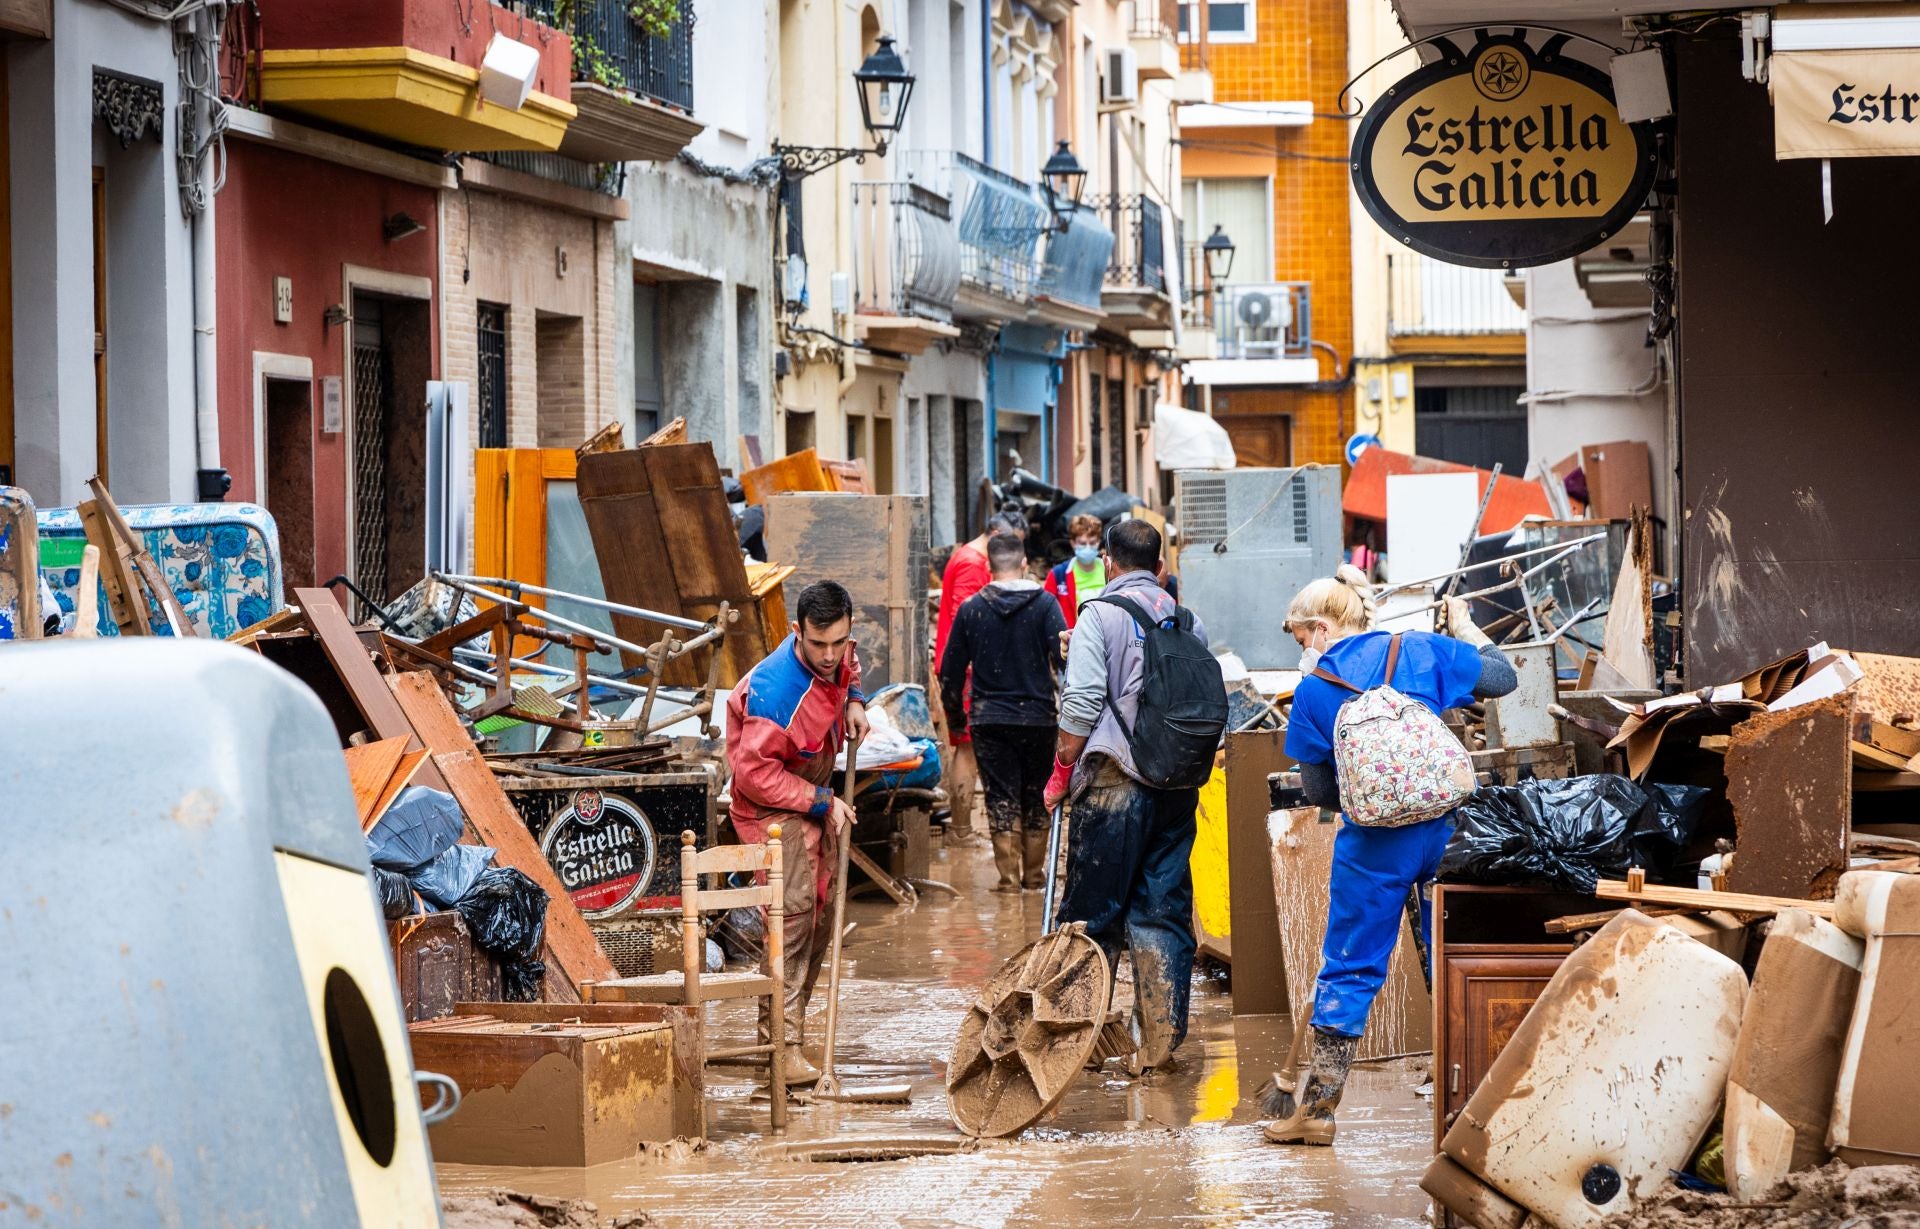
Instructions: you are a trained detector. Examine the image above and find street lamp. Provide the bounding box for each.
[854,36,913,148]
[1041,140,1087,232]
[777,35,918,177]
[1201,224,1236,283]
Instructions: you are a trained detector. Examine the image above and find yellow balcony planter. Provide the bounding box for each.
[259,47,576,153]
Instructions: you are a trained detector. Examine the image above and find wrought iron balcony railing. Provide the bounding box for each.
[851,181,962,321]
[1091,191,1167,295]
[516,0,694,112]
[907,151,1046,304]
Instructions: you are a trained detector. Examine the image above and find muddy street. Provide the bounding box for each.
[438,841,1435,1227]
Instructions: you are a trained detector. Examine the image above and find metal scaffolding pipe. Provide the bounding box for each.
[1373,532,1608,598]
[435,572,710,633]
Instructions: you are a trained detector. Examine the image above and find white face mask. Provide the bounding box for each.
[1299,646,1322,673]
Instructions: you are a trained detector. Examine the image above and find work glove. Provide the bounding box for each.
[1043,756,1075,811]
[1444,597,1493,649]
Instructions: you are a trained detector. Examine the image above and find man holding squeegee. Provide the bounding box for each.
[725,580,868,1085]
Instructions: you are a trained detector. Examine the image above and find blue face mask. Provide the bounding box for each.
[1073,545,1100,567]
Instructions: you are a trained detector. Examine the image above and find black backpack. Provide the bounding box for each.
[1090,594,1227,789]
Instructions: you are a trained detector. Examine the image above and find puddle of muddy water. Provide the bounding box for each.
[438,839,1437,1228]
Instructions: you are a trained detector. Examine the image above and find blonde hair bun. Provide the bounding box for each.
[1285,566,1377,634]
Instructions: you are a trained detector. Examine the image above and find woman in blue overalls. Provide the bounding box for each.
[1264,568,1516,1146]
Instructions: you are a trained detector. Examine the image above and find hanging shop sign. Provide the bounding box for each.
[1351,33,1658,269]
[538,788,659,918]
[1773,49,1920,159]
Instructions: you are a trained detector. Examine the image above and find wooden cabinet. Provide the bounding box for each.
[1431,883,1595,1150]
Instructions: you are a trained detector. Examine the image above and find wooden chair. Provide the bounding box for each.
[582,826,788,1132]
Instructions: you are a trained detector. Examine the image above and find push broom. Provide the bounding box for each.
[800,727,913,1104]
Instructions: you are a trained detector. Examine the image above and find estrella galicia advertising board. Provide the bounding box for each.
[1351,33,1657,269]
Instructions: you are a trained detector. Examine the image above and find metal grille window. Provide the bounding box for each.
[477,302,508,449]
[351,337,391,612]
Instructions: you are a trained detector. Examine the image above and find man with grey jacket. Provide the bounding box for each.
[1042,518,1206,1073]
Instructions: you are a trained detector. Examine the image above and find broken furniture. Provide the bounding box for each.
[576,442,787,688]
[408,1010,686,1166]
[1723,907,1864,1200]
[738,445,870,508]
[390,911,505,1022]
[762,492,930,692]
[583,828,791,1134]
[0,484,39,638]
[1830,868,1920,1168]
[1425,910,1746,1229]
[948,922,1112,1138]
[1430,883,1598,1152]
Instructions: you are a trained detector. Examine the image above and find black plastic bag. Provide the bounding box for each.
[366,786,464,871]
[373,868,415,919]
[1062,485,1143,525]
[1438,774,1708,895]
[406,842,497,910]
[456,866,549,1001]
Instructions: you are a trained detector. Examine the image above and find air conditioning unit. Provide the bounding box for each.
[1175,466,1342,668]
[1229,285,1297,356]
[1103,46,1139,104]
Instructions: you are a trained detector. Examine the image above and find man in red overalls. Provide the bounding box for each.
[725,580,868,1083]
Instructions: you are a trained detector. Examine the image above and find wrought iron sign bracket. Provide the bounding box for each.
[775,142,888,179]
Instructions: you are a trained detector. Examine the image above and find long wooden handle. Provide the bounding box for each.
[816,730,862,1081]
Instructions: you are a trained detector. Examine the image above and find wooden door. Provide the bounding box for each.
[1440,953,1567,1131]
[1222,415,1291,468]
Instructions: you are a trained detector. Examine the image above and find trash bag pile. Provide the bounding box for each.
[366,785,550,1000]
[1438,774,1710,894]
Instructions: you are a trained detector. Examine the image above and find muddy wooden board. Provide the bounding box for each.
[739,447,832,508]
[293,586,448,791]
[576,444,768,687]
[1726,692,1852,901]
[1269,805,1432,1060]
[1224,730,1292,1017]
[388,671,612,1000]
[762,493,929,692]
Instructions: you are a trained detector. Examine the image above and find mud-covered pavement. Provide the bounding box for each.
[437,837,1436,1227]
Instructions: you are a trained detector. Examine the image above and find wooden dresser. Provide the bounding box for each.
[1431,883,1598,1149]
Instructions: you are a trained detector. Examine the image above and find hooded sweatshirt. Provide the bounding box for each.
[938,578,1068,732]
[1059,568,1209,786]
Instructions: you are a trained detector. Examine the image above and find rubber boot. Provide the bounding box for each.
[990,831,1023,892]
[1262,1027,1357,1146]
[1021,829,1048,890]
[784,1044,821,1085]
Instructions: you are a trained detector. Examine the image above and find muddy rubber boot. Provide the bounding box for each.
[1021,829,1048,890]
[1262,1028,1357,1146]
[991,832,1023,892]
[784,1044,821,1086]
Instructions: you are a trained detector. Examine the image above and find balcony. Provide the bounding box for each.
[1184,282,1320,386]
[1387,253,1526,354]
[252,0,576,153]
[517,0,704,162]
[910,152,1045,322]
[1033,203,1114,331]
[850,181,963,355]
[1130,0,1180,81]
[1093,192,1172,331]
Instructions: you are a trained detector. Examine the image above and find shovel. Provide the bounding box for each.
[804,727,913,1105]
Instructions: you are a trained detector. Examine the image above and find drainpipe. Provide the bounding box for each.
[191,2,229,501]
[981,0,993,165]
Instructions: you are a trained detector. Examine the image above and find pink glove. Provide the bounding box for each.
[1043,756,1075,811]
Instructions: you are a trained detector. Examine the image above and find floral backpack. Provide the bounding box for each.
[1311,632,1476,827]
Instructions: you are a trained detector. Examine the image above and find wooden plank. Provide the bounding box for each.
[89,477,192,635]
[639,444,752,606]
[1594,878,1836,918]
[762,493,929,691]
[1599,510,1654,689]
[293,587,447,791]
[1224,730,1292,1016]
[823,457,871,494]
[472,449,512,577]
[345,736,409,828]
[638,416,685,447]
[70,544,98,638]
[80,499,148,635]
[1579,439,1653,519]
[740,447,831,508]
[365,748,430,833]
[576,420,625,458]
[1852,652,1920,731]
[388,670,614,999]
[1269,804,1431,1059]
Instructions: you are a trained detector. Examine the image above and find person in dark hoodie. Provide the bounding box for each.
[938,531,1068,892]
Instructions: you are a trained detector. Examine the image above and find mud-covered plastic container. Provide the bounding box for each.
[1425,910,1747,1229]
[1830,869,1920,1168]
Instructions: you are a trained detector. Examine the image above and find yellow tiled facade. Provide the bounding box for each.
[1184,0,1353,467]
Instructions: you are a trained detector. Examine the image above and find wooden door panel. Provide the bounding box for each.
[1442,954,1567,1127]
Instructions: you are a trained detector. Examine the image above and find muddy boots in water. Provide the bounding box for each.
[1021,829,1048,891]
[991,832,1024,893]
[1263,1027,1358,1146]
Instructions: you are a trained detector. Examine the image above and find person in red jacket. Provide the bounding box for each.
[726,580,868,1084]
[1044,514,1109,628]
[934,509,1027,844]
